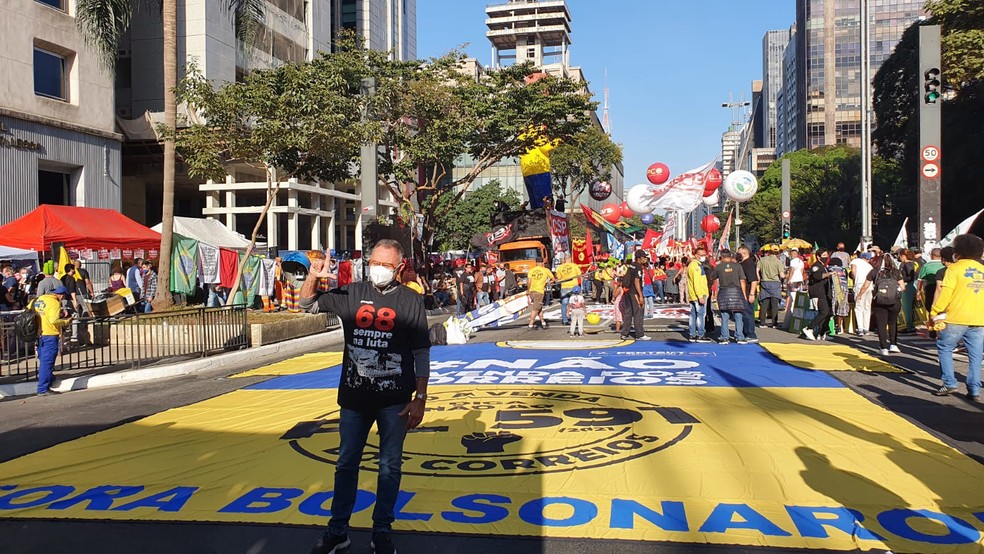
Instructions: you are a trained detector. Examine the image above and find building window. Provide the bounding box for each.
[34,0,64,10]
[34,48,66,100]
[527,48,535,59]
[38,170,71,206]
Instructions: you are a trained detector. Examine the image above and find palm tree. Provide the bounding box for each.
[75,0,263,310]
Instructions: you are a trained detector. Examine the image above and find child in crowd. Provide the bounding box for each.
[568,286,586,337]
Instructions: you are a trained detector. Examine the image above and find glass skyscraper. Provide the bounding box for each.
[794,0,925,150]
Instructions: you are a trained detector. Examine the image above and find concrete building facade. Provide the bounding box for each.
[775,26,799,157]
[794,0,924,150]
[761,28,791,150]
[0,0,122,225]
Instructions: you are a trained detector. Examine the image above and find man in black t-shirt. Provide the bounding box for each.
[712,250,748,343]
[456,261,477,315]
[302,239,431,554]
[620,250,650,340]
[737,246,759,341]
[60,263,80,312]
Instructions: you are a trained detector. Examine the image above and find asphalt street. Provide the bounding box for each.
[0,306,981,553]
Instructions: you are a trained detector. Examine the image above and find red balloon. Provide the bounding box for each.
[646,163,670,185]
[601,203,621,224]
[704,168,723,195]
[619,202,634,218]
[701,214,721,234]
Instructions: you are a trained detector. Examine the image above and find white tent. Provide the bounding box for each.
[0,245,40,264]
[151,217,251,250]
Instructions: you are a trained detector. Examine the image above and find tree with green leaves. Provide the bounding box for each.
[742,146,903,247]
[368,58,598,248]
[173,49,376,302]
[75,0,265,310]
[433,180,522,251]
[874,3,984,233]
[550,125,623,208]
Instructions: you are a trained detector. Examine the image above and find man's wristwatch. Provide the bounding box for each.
[415,393,427,401]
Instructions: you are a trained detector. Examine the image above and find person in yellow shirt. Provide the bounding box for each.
[929,234,984,400]
[30,285,70,396]
[686,247,711,342]
[527,259,554,330]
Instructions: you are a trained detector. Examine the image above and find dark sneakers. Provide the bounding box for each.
[371,532,396,554]
[311,532,350,554]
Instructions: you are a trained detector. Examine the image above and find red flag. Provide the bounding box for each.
[642,228,661,249]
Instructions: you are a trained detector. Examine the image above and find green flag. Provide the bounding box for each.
[170,235,199,295]
[241,255,261,306]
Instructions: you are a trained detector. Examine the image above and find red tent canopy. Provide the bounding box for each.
[0,205,161,252]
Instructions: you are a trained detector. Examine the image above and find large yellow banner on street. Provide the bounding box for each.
[1,342,982,553]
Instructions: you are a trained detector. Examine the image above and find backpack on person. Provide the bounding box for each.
[13,304,41,342]
[874,272,901,306]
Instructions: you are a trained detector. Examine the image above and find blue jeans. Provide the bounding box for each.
[937,324,984,395]
[36,335,59,394]
[689,300,706,338]
[720,310,745,341]
[645,296,655,318]
[560,291,572,324]
[741,304,757,339]
[655,280,665,302]
[329,404,408,535]
[477,291,490,307]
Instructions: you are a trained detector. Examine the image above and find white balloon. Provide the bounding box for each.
[702,189,720,206]
[722,170,758,202]
[626,183,656,214]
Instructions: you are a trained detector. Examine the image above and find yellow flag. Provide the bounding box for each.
[55,247,81,280]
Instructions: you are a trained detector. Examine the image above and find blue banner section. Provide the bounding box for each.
[246,342,844,391]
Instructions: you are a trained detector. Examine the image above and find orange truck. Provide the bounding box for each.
[497,237,551,291]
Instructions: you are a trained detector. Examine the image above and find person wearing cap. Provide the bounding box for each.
[567,285,586,337]
[36,262,62,297]
[30,285,70,396]
[757,245,785,328]
[619,250,650,340]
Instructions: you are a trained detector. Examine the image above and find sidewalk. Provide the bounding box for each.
[0,329,343,399]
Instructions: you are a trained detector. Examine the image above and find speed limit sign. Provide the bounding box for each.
[781,211,790,219]
[922,146,940,162]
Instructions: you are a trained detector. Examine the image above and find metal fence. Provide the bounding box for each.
[1,305,250,380]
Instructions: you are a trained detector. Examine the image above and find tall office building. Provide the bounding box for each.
[0,0,122,225]
[462,0,622,213]
[332,0,416,61]
[762,28,791,150]
[795,0,924,149]
[775,27,798,157]
[486,0,571,73]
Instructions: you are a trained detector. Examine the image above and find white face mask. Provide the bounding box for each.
[369,264,397,287]
[699,256,707,263]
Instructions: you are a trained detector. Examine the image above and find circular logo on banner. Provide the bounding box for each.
[283,389,700,478]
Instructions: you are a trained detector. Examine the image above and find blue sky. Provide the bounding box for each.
[416,0,794,189]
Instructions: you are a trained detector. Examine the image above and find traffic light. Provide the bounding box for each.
[924,67,941,104]
[781,221,790,240]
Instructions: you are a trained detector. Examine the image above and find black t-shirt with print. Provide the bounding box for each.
[315,281,430,412]
[457,271,476,295]
[714,261,746,289]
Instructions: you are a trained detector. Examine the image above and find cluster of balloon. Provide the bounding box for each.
[589,180,612,201]
[702,168,722,197]
[600,203,621,224]
[722,170,759,202]
[646,162,670,185]
[640,213,655,225]
[701,214,721,234]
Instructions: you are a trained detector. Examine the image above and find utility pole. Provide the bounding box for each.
[358,77,378,254]
[722,94,750,248]
[860,0,873,247]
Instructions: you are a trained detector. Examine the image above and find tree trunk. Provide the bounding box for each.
[226,167,282,305]
[153,0,177,311]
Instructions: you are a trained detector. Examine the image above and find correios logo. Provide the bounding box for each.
[281,389,700,477]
